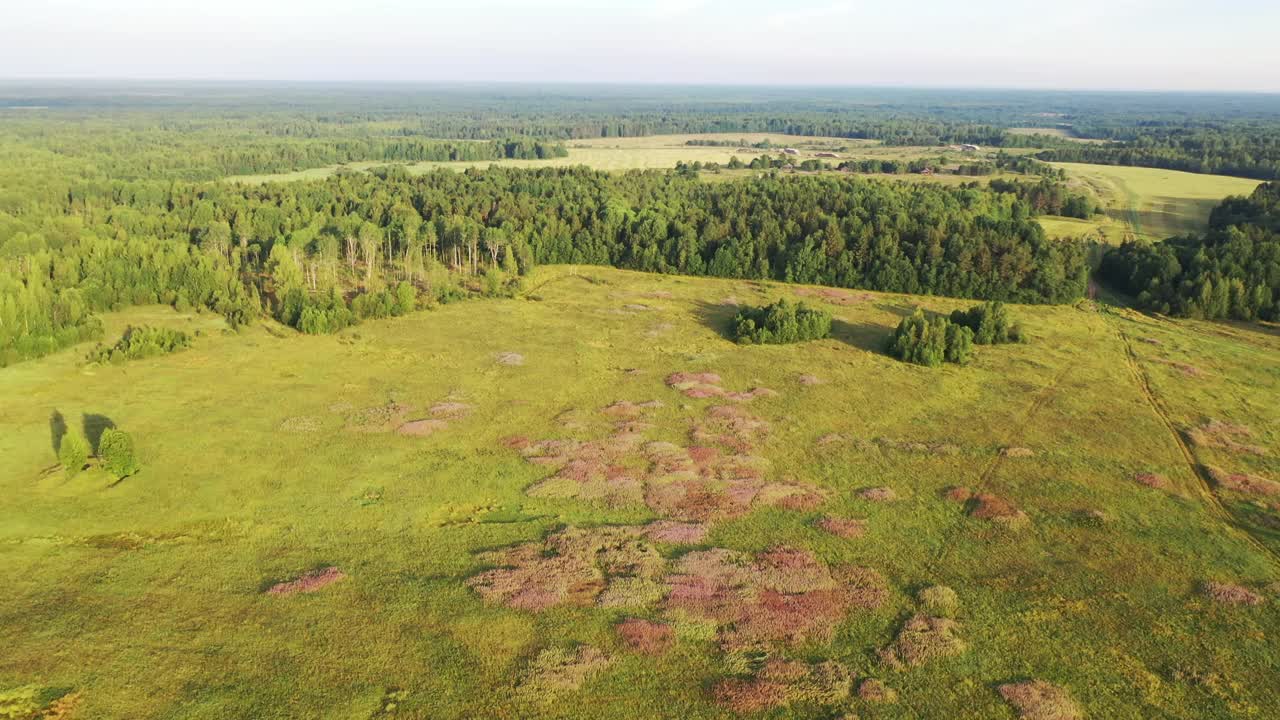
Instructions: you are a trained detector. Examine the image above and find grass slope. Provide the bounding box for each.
[1,266,1277,719]
[1053,163,1262,242]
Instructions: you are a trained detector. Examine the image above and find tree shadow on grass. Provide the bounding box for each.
[829,318,891,354]
[874,301,917,320]
[83,414,117,454]
[690,299,741,342]
[50,410,67,454]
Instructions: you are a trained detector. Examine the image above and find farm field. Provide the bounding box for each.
[225,134,968,184]
[1051,162,1263,242]
[1006,127,1107,144]
[2,266,1277,719]
[1036,214,1131,243]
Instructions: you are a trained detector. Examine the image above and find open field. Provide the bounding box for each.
[1036,214,1131,243]
[2,266,1278,719]
[1007,127,1107,144]
[225,134,964,184]
[1053,162,1263,242]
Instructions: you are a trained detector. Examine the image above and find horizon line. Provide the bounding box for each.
[1,77,1279,97]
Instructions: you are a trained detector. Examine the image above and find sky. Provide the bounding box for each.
[3,0,1278,92]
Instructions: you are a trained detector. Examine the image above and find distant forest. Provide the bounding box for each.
[4,84,1280,179]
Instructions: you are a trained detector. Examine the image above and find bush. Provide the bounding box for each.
[733,299,832,345]
[950,301,1022,344]
[98,428,140,480]
[944,323,974,364]
[86,326,191,364]
[59,431,90,478]
[888,310,948,366]
[888,309,974,367]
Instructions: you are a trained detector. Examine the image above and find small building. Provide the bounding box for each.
[815,152,838,158]
[920,167,934,176]
[782,148,800,155]
[960,144,980,152]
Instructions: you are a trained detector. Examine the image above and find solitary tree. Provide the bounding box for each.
[98,428,140,480]
[59,431,90,478]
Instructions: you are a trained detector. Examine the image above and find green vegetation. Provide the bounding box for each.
[887,309,974,366]
[3,85,1280,719]
[889,301,1022,366]
[86,325,191,364]
[732,299,832,344]
[950,301,1023,345]
[57,430,89,478]
[1038,126,1280,180]
[97,428,140,481]
[1101,182,1279,320]
[1,163,1089,366]
[4,267,1278,718]
[1049,162,1262,242]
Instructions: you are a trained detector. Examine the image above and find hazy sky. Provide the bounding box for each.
[4,0,1278,91]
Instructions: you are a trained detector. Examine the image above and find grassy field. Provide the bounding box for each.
[2,266,1278,719]
[1006,127,1106,144]
[1052,163,1263,242]
[225,134,958,184]
[1036,214,1131,243]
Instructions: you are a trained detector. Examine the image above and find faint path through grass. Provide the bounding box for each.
[1107,308,1280,567]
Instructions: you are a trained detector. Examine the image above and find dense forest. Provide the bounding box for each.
[1100,182,1280,319]
[0,164,1089,366]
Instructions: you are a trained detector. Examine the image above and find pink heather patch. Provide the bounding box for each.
[817,516,867,539]
[396,419,449,436]
[687,445,721,465]
[429,402,472,418]
[267,566,346,596]
[1134,472,1168,489]
[666,372,723,389]
[644,520,708,544]
[616,618,674,654]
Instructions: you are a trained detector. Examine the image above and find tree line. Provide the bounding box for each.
[1100,182,1280,320]
[1,166,1091,365]
[1036,127,1280,181]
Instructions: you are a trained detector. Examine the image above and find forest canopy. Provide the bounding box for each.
[0,165,1090,365]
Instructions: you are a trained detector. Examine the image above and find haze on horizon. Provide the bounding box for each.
[3,0,1278,93]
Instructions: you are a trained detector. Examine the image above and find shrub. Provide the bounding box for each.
[86,326,190,364]
[889,309,976,367]
[888,310,948,366]
[0,685,41,720]
[733,299,832,345]
[98,428,140,480]
[944,323,974,364]
[393,281,417,315]
[58,431,90,478]
[950,301,1022,344]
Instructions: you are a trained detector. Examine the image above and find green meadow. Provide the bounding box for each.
[1050,162,1263,242]
[3,266,1277,719]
